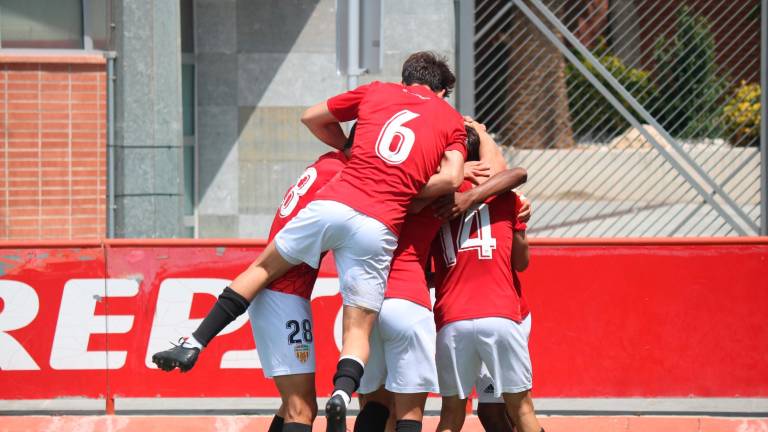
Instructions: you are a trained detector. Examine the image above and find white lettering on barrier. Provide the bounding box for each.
[0,280,41,370]
[145,278,259,369]
[50,279,139,370]
[0,276,346,371]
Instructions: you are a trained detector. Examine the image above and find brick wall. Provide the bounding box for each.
[0,54,107,240]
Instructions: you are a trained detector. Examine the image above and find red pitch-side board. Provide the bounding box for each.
[0,238,766,401]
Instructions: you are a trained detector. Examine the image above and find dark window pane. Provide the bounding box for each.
[87,0,111,50]
[0,0,82,49]
[180,0,193,54]
[183,144,195,216]
[182,64,195,136]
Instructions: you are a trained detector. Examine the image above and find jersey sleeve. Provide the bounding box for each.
[444,115,468,158]
[327,82,375,122]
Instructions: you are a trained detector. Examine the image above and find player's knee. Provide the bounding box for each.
[505,391,535,419]
[284,396,317,423]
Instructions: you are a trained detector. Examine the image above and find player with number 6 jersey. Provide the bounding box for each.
[247,148,347,432]
[432,183,544,432]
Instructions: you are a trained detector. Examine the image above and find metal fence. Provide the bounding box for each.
[459,0,766,237]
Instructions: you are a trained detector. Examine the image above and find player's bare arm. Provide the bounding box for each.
[301,101,348,150]
[512,230,530,272]
[433,167,528,220]
[415,149,465,199]
[465,117,508,176]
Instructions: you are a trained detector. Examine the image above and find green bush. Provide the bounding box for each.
[650,6,724,139]
[566,40,655,141]
[723,81,761,147]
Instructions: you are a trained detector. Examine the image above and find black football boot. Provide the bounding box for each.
[151,338,200,372]
[325,394,347,432]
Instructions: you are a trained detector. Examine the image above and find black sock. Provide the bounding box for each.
[332,357,364,401]
[191,287,250,346]
[282,423,311,432]
[396,419,421,432]
[353,401,389,432]
[268,415,284,432]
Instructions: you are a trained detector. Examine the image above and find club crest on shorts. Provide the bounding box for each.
[294,343,310,363]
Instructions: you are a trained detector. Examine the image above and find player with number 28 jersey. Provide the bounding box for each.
[247,150,348,381]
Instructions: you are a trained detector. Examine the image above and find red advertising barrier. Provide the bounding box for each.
[1,238,767,402]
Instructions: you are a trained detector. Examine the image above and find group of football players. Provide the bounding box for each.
[152,51,543,432]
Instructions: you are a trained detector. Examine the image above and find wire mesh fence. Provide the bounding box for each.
[471,0,763,236]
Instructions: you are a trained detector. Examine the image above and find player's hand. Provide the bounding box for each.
[464,161,490,184]
[517,194,532,223]
[433,191,475,221]
[463,116,487,133]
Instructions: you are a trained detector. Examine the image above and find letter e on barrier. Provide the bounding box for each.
[145,278,257,369]
[50,279,139,370]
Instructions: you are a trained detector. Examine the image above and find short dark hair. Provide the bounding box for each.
[401,51,456,97]
[344,123,357,150]
[465,126,480,162]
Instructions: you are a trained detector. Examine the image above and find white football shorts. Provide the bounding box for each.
[437,315,532,399]
[274,200,397,312]
[248,289,315,378]
[358,298,439,394]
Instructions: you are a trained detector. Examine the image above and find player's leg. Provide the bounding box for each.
[250,289,319,431]
[325,205,398,432]
[152,201,332,371]
[502,391,541,432]
[269,406,286,432]
[435,319,482,432]
[379,299,439,432]
[477,316,541,432]
[476,365,517,432]
[477,402,516,432]
[275,373,318,431]
[326,305,379,432]
[436,396,468,432]
[357,388,393,432]
[393,393,428,432]
[355,323,391,432]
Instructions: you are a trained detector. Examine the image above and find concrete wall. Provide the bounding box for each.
[113,0,184,238]
[194,0,456,238]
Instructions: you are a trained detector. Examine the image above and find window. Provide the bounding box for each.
[181,0,196,238]
[0,0,111,50]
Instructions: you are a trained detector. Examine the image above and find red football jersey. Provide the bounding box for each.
[431,182,528,330]
[316,81,467,235]
[267,151,347,299]
[385,206,443,310]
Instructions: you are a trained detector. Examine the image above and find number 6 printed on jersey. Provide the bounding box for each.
[375,110,420,164]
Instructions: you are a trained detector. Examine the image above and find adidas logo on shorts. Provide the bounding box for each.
[484,383,495,394]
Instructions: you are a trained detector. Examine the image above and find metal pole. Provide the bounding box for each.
[455,0,476,117]
[347,0,361,90]
[520,0,754,235]
[761,0,767,235]
[512,0,748,235]
[106,52,116,238]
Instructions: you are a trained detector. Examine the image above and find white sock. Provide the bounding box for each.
[331,389,351,407]
[184,335,204,350]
